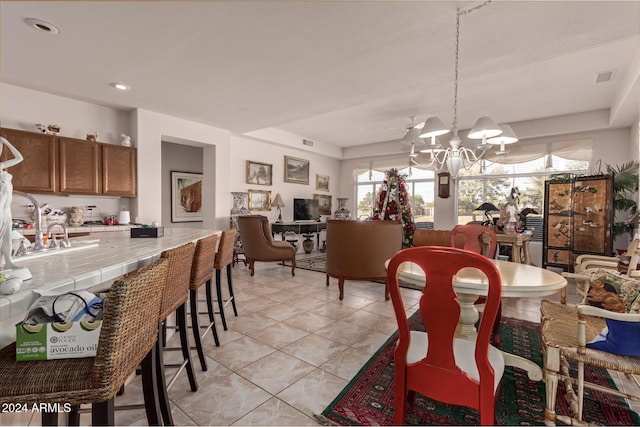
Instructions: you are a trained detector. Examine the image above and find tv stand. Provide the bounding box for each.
[271,221,327,248]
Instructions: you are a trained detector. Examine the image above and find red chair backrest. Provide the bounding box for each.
[386,246,502,413]
[450,224,497,258]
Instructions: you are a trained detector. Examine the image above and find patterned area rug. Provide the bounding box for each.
[285,254,420,290]
[319,313,640,426]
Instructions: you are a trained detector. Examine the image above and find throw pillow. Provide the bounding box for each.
[585,269,640,357]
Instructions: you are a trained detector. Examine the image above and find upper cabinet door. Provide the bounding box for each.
[0,128,57,193]
[102,144,137,197]
[58,137,101,195]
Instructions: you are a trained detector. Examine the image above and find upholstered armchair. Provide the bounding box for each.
[325,219,403,300]
[237,215,296,277]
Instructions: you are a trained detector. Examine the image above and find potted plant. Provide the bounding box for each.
[606,161,639,240]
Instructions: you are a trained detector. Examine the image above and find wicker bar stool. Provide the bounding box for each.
[0,257,169,426]
[155,242,198,425]
[214,229,238,330]
[189,234,221,372]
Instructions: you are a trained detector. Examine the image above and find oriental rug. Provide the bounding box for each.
[318,313,640,426]
[284,254,420,290]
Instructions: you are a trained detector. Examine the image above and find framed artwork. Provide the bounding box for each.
[248,189,271,211]
[284,156,310,185]
[171,171,203,222]
[316,174,330,192]
[314,194,332,216]
[246,160,273,186]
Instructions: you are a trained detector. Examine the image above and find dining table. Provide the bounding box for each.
[390,259,567,381]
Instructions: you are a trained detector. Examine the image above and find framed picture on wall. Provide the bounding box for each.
[171,171,203,222]
[248,189,272,211]
[316,174,330,191]
[284,156,310,185]
[314,194,332,216]
[246,160,273,186]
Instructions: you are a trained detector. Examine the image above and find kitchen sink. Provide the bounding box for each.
[11,242,100,261]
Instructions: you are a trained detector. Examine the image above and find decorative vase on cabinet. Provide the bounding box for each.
[334,198,351,220]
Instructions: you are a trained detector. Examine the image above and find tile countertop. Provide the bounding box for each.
[0,228,221,322]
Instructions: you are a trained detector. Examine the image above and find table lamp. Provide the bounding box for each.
[272,193,285,223]
[474,202,500,225]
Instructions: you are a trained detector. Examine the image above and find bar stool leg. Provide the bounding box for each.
[141,345,162,426]
[155,333,174,426]
[177,303,199,390]
[227,264,237,316]
[190,290,210,371]
[91,399,114,426]
[215,270,228,330]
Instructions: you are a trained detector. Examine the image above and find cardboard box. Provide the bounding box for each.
[15,320,102,361]
[131,226,164,238]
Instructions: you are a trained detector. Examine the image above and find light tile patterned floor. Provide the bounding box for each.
[2,255,638,425]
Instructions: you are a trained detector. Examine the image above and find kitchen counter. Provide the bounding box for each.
[0,228,220,346]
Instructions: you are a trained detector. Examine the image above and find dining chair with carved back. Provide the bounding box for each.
[386,246,504,426]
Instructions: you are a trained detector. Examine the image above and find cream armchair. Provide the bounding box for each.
[237,215,296,277]
[541,300,640,425]
[325,219,403,301]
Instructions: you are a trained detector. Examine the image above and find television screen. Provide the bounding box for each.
[293,198,320,221]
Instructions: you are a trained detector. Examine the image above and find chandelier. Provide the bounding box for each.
[410,1,518,178]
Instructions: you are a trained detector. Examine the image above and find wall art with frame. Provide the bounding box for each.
[284,156,310,185]
[316,174,330,192]
[171,171,203,222]
[248,189,272,211]
[314,194,332,216]
[246,160,273,186]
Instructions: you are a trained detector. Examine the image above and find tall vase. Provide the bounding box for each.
[230,192,250,231]
[334,198,351,220]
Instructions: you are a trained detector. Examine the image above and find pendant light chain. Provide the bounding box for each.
[452,0,492,132]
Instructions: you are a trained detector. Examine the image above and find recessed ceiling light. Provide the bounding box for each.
[110,83,130,91]
[25,18,60,35]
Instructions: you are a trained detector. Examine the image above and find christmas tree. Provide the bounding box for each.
[372,168,416,247]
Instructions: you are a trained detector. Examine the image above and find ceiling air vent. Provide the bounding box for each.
[595,70,615,84]
[303,139,314,147]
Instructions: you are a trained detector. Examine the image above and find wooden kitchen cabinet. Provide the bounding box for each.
[1,128,137,197]
[0,127,57,193]
[102,144,137,197]
[58,137,101,195]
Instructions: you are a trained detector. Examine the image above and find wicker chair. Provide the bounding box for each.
[540,300,640,425]
[189,234,221,373]
[156,242,198,425]
[0,257,170,426]
[213,229,238,331]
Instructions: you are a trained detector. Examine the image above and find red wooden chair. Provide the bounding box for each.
[386,246,504,426]
[449,224,497,258]
[450,224,502,345]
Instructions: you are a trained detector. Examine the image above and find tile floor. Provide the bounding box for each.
[2,255,638,426]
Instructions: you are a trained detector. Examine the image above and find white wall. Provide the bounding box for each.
[231,135,342,223]
[161,141,204,229]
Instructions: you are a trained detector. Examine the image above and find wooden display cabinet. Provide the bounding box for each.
[543,175,613,271]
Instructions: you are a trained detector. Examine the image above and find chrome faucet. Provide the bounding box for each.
[12,191,45,251]
[47,221,71,248]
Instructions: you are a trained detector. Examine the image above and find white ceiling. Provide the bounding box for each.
[1,1,639,150]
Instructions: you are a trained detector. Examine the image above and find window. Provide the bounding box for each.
[457,155,589,240]
[356,166,435,226]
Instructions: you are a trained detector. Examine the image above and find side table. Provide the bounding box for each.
[483,232,533,264]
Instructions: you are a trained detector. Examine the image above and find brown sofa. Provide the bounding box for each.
[325,219,403,301]
[237,215,296,277]
[413,229,465,248]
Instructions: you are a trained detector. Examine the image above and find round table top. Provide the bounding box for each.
[391,259,567,298]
